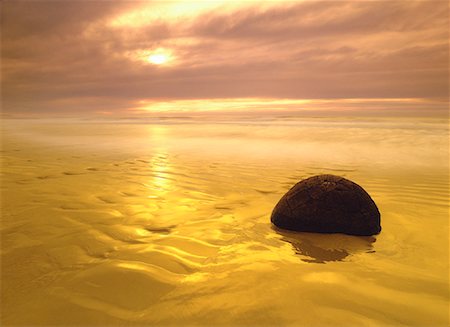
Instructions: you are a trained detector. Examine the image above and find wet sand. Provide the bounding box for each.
[1,117,449,326]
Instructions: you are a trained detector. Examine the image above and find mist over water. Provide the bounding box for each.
[1,116,448,326]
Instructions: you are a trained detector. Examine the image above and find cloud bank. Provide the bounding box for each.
[1,0,448,116]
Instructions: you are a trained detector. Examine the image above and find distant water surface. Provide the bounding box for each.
[1,116,448,326]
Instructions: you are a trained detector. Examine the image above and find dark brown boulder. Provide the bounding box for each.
[271,175,381,236]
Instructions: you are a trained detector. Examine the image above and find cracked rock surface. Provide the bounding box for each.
[271,174,381,236]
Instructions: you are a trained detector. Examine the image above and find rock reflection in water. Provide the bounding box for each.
[274,227,376,263]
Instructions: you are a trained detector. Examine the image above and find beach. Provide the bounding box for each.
[1,116,449,326]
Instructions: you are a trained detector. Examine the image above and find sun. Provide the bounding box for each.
[147,53,169,65]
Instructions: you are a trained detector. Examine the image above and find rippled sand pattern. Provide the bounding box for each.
[1,117,449,326]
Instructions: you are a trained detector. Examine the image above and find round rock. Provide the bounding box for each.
[271,175,381,236]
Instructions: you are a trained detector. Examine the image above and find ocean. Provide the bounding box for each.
[1,115,448,326]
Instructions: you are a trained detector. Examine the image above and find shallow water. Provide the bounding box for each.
[1,116,449,326]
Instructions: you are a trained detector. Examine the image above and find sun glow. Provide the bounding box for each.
[148,53,169,65]
[143,48,173,65]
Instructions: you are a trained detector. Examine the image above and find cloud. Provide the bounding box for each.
[1,0,448,116]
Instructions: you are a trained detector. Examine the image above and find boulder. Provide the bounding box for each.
[271,175,381,236]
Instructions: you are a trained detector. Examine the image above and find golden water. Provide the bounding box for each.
[1,117,448,326]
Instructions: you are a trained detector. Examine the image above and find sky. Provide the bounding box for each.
[1,0,448,117]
